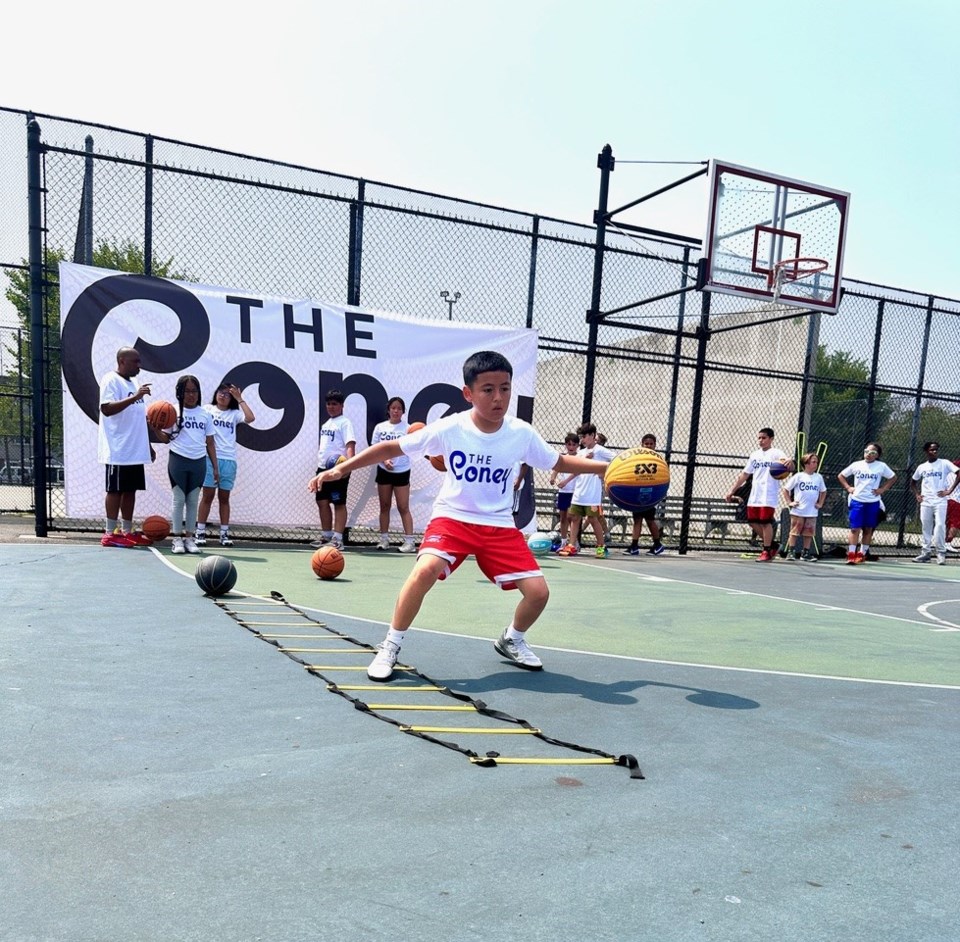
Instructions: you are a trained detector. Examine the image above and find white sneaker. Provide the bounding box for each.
[184,538,200,554]
[913,552,932,562]
[309,538,329,549]
[937,555,946,566]
[194,531,207,546]
[377,536,390,551]
[219,534,234,547]
[330,539,344,551]
[398,541,417,554]
[493,631,543,670]
[367,640,401,681]
[171,537,185,555]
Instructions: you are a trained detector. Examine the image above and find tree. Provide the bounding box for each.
[809,344,895,472]
[2,240,181,453]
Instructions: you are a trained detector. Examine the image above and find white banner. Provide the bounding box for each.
[59,263,539,533]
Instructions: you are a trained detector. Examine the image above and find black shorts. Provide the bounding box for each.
[315,469,350,506]
[105,464,146,494]
[168,452,206,494]
[375,467,411,487]
[632,507,656,523]
[556,492,573,511]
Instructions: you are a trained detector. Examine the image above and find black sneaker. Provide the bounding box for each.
[624,546,640,556]
[645,545,665,556]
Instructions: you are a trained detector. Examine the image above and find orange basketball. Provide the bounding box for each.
[146,399,177,430]
[141,515,171,541]
[311,545,345,580]
[427,454,446,472]
[407,421,425,433]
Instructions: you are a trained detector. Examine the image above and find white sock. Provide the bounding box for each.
[403,534,415,543]
[322,530,333,540]
[861,545,870,555]
[121,519,133,534]
[380,532,389,540]
[196,523,207,533]
[333,531,343,543]
[386,628,406,646]
[220,526,229,536]
[506,626,525,641]
[849,544,857,553]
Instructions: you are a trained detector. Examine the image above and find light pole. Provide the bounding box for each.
[439,289,461,320]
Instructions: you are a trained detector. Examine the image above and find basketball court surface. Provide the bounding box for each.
[3,525,958,941]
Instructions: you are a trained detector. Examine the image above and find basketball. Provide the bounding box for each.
[322,454,347,470]
[311,545,345,580]
[195,555,238,596]
[141,515,171,541]
[407,421,425,433]
[527,532,552,556]
[604,447,670,511]
[427,454,447,472]
[146,399,177,430]
[769,461,792,480]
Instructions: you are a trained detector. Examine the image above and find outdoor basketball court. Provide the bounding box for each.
[3,533,958,941]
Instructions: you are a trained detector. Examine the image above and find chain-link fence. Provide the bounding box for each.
[1,105,958,554]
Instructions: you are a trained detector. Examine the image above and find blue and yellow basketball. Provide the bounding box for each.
[527,532,552,557]
[604,447,670,511]
[769,460,792,480]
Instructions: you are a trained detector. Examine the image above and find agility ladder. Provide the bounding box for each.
[213,590,643,780]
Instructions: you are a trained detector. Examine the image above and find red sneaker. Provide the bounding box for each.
[101,532,135,548]
[757,550,771,562]
[854,552,865,564]
[557,544,578,557]
[125,531,153,546]
[846,551,857,565]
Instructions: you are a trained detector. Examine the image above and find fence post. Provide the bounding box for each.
[27,118,48,536]
[864,298,885,440]
[525,215,540,330]
[583,144,614,423]
[678,291,712,554]
[81,136,94,264]
[144,135,154,276]
[664,245,691,463]
[347,179,365,306]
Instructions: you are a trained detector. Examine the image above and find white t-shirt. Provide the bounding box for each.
[950,459,960,504]
[204,405,246,461]
[97,371,150,465]
[782,471,826,518]
[317,414,356,467]
[744,447,790,507]
[839,459,895,503]
[911,458,959,505]
[399,411,559,527]
[571,444,614,505]
[168,406,214,460]
[371,419,411,472]
[556,451,577,495]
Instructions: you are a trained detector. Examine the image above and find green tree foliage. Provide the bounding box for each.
[809,344,895,472]
[2,241,180,453]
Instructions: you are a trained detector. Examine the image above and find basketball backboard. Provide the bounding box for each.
[701,160,850,313]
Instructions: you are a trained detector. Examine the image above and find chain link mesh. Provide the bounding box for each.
[1,107,958,554]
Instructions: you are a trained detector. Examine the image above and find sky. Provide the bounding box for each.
[2,0,959,300]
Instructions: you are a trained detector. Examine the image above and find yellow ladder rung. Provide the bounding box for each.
[243,621,314,627]
[400,726,540,734]
[260,634,342,639]
[306,665,413,672]
[330,684,445,692]
[469,756,616,766]
[366,704,477,712]
[279,647,373,653]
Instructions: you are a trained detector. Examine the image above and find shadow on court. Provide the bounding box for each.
[444,669,761,710]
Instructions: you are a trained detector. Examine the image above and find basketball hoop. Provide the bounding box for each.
[767,257,829,302]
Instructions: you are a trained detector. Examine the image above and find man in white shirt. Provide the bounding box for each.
[910,441,960,565]
[726,427,792,562]
[98,347,154,547]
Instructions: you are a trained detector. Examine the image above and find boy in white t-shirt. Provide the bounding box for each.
[312,390,356,551]
[309,350,609,681]
[556,423,615,558]
[725,427,792,562]
[910,441,960,565]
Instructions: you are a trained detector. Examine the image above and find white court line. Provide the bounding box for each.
[561,557,949,631]
[918,600,960,632]
[152,550,960,691]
